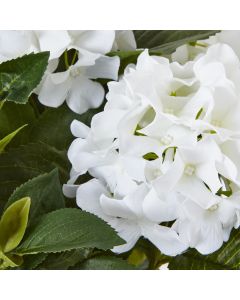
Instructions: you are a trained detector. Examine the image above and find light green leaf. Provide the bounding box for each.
[6,169,65,227]
[15,208,124,255]
[77,255,136,270]
[0,251,23,269]
[0,197,30,253]
[0,52,49,104]
[169,229,240,270]
[0,124,27,154]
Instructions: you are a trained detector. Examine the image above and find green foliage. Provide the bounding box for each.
[0,124,27,153]
[0,197,30,253]
[76,255,136,270]
[15,208,124,255]
[6,169,65,226]
[0,102,36,147]
[37,249,91,270]
[0,52,49,104]
[134,30,219,51]
[29,104,100,150]
[169,229,240,270]
[0,142,69,213]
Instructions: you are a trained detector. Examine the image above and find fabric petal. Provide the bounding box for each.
[142,224,188,256]
[70,120,90,138]
[66,76,104,114]
[86,55,120,80]
[38,71,71,107]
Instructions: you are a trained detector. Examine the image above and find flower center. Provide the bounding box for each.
[164,108,174,114]
[153,169,162,178]
[70,67,81,78]
[208,204,219,212]
[160,134,173,145]
[184,164,195,176]
[211,119,222,127]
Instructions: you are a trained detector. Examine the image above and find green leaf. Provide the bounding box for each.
[0,142,69,213]
[19,253,48,270]
[169,229,240,270]
[0,52,49,104]
[37,249,91,270]
[0,251,23,269]
[15,208,124,255]
[0,124,27,153]
[0,101,36,147]
[77,255,136,270]
[29,104,100,150]
[0,197,30,253]
[6,169,65,227]
[134,30,219,51]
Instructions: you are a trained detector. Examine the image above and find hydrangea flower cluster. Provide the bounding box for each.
[64,34,240,256]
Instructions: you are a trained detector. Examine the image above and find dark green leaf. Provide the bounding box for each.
[0,101,36,147]
[15,208,124,255]
[6,169,65,226]
[29,104,100,150]
[0,124,27,153]
[19,253,48,270]
[169,229,240,270]
[77,255,136,270]
[134,30,219,51]
[38,249,91,270]
[0,142,69,213]
[0,52,49,104]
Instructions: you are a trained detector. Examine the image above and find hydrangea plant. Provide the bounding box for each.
[1,30,240,270]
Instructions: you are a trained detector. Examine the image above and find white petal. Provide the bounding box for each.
[71,30,115,54]
[76,179,109,221]
[113,30,137,51]
[62,184,78,198]
[196,222,224,255]
[177,176,219,209]
[66,76,104,114]
[38,71,71,107]
[91,109,125,140]
[143,189,179,223]
[111,220,141,253]
[70,120,90,138]
[100,194,136,219]
[196,161,222,193]
[86,55,120,80]
[152,152,185,194]
[142,224,188,256]
[35,30,71,59]
[68,138,104,174]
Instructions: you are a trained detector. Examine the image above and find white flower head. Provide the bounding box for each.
[65,36,240,256]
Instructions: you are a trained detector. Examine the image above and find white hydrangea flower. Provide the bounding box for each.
[65,39,240,256]
[0,30,136,114]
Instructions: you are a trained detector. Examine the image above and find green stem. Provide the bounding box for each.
[71,50,78,66]
[64,51,70,69]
